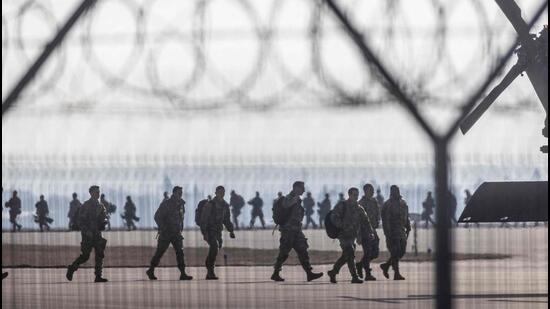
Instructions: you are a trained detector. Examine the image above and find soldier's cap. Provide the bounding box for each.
[89,185,100,193]
[216,185,225,192]
[292,181,304,189]
[172,186,183,194]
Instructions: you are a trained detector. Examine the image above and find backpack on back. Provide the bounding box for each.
[272,197,293,225]
[324,210,340,239]
[195,199,209,228]
[324,204,347,239]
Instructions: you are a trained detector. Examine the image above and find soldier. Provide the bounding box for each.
[271,181,323,282]
[35,195,51,232]
[68,193,81,230]
[66,185,108,283]
[317,193,331,228]
[337,192,345,204]
[100,194,116,231]
[163,191,169,201]
[5,190,22,232]
[197,186,235,280]
[356,184,380,281]
[421,191,436,229]
[248,191,265,229]
[327,187,372,284]
[380,185,411,281]
[301,192,316,229]
[146,186,192,281]
[229,190,245,230]
[121,196,139,231]
[376,188,385,207]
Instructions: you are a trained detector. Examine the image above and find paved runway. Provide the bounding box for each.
[2,227,548,308]
[2,258,548,309]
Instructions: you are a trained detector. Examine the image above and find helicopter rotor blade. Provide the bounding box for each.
[460,63,525,135]
[494,0,533,46]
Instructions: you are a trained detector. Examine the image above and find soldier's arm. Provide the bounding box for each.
[373,203,381,228]
[359,207,374,235]
[222,204,235,233]
[404,202,411,233]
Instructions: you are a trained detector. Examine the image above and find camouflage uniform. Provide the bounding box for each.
[329,201,371,278]
[149,197,187,274]
[68,198,81,230]
[248,196,265,228]
[68,198,108,278]
[381,197,411,276]
[122,200,138,230]
[5,196,22,232]
[198,198,234,272]
[356,196,380,276]
[35,199,51,232]
[274,192,313,273]
[229,193,245,230]
[303,195,317,229]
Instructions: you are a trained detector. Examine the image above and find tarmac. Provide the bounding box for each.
[2,227,548,308]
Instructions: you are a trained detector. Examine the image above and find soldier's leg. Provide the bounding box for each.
[171,235,192,279]
[93,237,107,279]
[292,232,312,272]
[150,236,171,268]
[331,240,353,275]
[70,236,93,270]
[249,215,255,228]
[274,232,293,272]
[259,213,265,228]
[233,214,239,230]
[205,231,219,270]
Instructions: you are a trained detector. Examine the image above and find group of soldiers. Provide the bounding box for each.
[4,190,138,232]
[61,181,411,284]
[228,188,387,231]
[4,190,55,232]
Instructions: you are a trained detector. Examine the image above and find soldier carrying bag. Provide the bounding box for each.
[324,202,347,239]
[272,196,292,226]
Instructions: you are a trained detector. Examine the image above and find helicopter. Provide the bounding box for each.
[460,0,548,153]
[459,0,548,224]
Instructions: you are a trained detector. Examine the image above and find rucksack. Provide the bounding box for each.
[195,199,209,227]
[324,205,347,239]
[272,197,293,225]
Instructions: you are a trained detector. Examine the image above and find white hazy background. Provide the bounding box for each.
[2,0,548,229]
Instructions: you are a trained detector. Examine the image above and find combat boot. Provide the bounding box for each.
[327,269,337,284]
[94,276,108,283]
[393,261,405,280]
[306,270,323,282]
[179,270,193,281]
[146,267,157,280]
[66,265,76,281]
[351,276,363,284]
[206,268,218,280]
[380,262,390,279]
[394,272,405,280]
[364,269,377,281]
[270,270,285,282]
[355,262,364,278]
